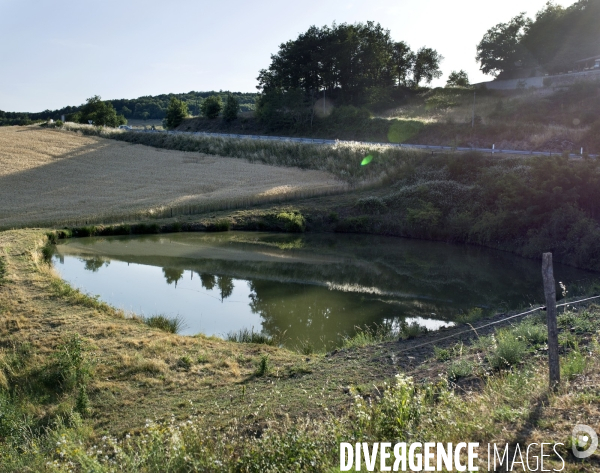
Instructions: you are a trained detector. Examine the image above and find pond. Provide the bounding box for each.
[52,232,599,350]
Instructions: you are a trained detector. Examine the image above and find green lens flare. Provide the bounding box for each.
[361,155,373,166]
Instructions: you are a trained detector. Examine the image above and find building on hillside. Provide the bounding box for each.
[574,54,600,71]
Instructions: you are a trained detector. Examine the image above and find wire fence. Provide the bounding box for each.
[392,294,600,355]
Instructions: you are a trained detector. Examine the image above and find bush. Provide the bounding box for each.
[277,211,305,232]
[201,95,222,119]
[223,94,239,122]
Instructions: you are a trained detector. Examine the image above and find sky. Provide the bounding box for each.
[0,0,578,112]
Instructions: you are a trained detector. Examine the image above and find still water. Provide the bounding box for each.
[52,232,599,349]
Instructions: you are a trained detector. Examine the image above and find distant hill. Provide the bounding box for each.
[0,91,258,126]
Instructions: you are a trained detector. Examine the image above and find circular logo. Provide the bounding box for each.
[572,424,598,459]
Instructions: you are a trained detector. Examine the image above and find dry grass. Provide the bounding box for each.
[0,126,344,228]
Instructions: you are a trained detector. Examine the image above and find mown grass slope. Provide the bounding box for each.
[0,230,599,471]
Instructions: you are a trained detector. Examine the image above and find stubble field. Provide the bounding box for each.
[0,126,343,228]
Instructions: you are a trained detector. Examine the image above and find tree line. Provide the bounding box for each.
[255,21,444,129]
[476,0,600,78]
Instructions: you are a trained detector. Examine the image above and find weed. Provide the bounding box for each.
[255,354,271,377]
[561,351,586,379]
[447,358,474,381]
[434,346,451,362]
[342,323,396,348]
[226,328,277,346]
[399,320,428,340]
[75,385,91,417]
[295,339,315,356]
[455,307,484,324]
[0,256,6,284]
[44,334,91,391]
[144,314,184,334]
[510,319,547,346]
[487,332,528,370]
[177,356,192,371]
[206,219,231,232]
[197,354,209,364]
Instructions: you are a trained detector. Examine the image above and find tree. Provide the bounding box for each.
[476,13,529,77]
[223,94,239,122]
[121,106,132,118]
[413,48,444,86]
[78,96,126,127]
[446,70,470,87]
[392,41,415,86]
[200,95,222,119]
[164,97,188,129]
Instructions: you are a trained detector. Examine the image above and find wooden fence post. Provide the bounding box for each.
[542,252,560,390]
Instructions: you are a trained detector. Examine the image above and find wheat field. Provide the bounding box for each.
[0,126,345,228]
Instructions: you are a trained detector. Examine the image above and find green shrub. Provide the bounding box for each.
[144,315,184,334]
[434,346,451,361]
[354,196,387,214]
[488,332,528,370]
[255,354,271,376]
[511,320,547,346]
[277,211,305,232]
[447,359,474,380]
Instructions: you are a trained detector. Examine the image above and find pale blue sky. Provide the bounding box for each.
[0,0,577,112]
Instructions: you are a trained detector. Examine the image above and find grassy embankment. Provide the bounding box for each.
[1,229,599,471]
[57,123,600,273]
[178,83,600,154]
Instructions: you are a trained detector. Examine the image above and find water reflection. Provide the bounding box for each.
[52,232,600,349]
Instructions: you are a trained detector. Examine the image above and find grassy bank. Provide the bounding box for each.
[54,146,600,273]
[1,229,599,471]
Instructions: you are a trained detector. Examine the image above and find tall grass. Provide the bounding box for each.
[226,328,279,346]
[144,315,184,334]
[61,123,423,184]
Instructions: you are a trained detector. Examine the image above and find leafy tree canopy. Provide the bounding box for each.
[77,96,126,127]
[223,94,240,122]
[164,97,188,129]
[477,0,600,78]
[201,95,223,119]
[446,70,470,87]
[257,21,442,103]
